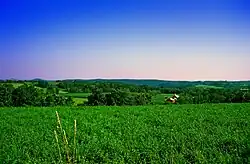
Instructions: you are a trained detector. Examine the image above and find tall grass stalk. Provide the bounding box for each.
[63,129,71,163]
[73,120,77,163]
[54,111,78,164]
[54,130,62,163]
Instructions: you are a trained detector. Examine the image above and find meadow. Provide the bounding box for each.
[60,93,90,105]
[60,93,91,98]
[1,103,249,163]
[151,93,173,105]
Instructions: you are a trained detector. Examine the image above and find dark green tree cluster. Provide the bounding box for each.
[87,88,152,106]
[56,81,155,93]
[177,87,250,104]
[2,79,250,89]
[0,84,73,107]
[0,84,15,107]
[159,87,182,94]
[36,80,49,88]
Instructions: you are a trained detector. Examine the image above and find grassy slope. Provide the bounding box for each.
[152,93,173,105]
[60,92,91,98]
[61,79,250,87]
[5,83,29,88]
[195,85,223,89]
[73,97,88,105]
[1,103,250,163]
[60,93,90,105]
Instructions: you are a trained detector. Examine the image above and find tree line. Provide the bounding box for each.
[54,81,190,95]
[177,87,250,104]
[56,81,155,93]
[86,88,152,106]
[0,84,73,107]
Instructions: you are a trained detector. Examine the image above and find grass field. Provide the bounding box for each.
[195,85,223,89]
[73,97,88,105]
[59,93,90,105]
[152,93,173,105]
[59,89,68,94]
[5,83,30,88]
[1,103,249,163]
[60,92,91,98]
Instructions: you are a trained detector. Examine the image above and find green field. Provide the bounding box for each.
[59,93,90,105]
[1,103,249,163]
[60,92,91,98]
[195,85,223,89]
[6,83,32,88]
[59,89,68,94]
[73,97,88,105]
[152,93,173,105]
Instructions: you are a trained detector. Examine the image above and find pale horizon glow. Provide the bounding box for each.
[0,0,250,81]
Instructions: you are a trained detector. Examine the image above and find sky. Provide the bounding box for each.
[0,0,250,80]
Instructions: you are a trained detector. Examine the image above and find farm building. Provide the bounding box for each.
[165,94,179,103]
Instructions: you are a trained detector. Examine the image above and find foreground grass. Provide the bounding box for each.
[0,104,250,163]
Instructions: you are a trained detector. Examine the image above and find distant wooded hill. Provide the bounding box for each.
[58,79,250,88]
[1,78,250,88]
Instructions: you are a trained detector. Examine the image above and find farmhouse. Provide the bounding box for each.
[165,94,179,103]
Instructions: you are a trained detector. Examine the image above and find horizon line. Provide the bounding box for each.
[1,77,250,82]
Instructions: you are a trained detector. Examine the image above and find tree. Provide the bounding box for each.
[37,80,49,88]
[87,88,106,106]
[0,84,14,106]
[12,84,39,106]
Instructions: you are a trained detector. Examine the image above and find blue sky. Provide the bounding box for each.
[0,0,250,80]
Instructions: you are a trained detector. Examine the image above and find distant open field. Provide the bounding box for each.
[1,103,249,163]
[195,85,223,89]
[152,93,173,105]
[5,83,31,88]
[60,92,91,98]
[59,92,93,105]
[73,97,88,105]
